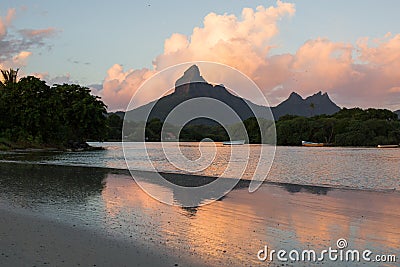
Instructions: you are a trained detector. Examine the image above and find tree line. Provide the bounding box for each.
[114,108,400,146]
[276,108,400,146]
[0,69,107,149]
[119,117,275,144]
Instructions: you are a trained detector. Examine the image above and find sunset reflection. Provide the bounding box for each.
[100,173,400,266]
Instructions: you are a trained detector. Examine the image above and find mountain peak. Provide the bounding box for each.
[288,92,303,100]
[309,91,324,98]
[175,65,206,88]
[273,91,340,119]
[306,91,333,102]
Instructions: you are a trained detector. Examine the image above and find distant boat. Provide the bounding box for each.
[302,141,325,147]
[377,144,399,148]
[223,140,245,145]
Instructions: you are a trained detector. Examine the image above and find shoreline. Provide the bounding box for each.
[0,206,206,267]
[0,162,399,266]
[0,160,397,193]
[2,140,400,152]
[0,139,104,152]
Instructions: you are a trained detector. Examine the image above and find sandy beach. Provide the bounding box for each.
[0,207,207,267]
[0,162,399,266]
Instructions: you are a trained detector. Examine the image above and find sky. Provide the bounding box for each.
[1,0,400,111]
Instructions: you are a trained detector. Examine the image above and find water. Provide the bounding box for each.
[1,142,399,191]
[0,143,399,266]
[0,163,399,266]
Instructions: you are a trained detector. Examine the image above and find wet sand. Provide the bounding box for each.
[0,162,399,266]
[0,207,206,267]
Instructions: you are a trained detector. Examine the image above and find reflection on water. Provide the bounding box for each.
[1,163,399,266]
[0,162,106,208]
[132,170,251,207]
[1,142,399,191]
[281,184,330,195]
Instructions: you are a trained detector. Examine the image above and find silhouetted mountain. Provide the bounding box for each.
[272,91,340,119]
[106,111,125,119]
[125,65,270,125]
[124,65,340,124]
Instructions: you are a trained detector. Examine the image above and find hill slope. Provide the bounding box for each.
[125,65,341,123]
[272,91,340,119]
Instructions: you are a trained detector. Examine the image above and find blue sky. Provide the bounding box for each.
[1,1,400,110]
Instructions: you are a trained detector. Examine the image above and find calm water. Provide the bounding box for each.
[0,163,399,266]
[1,142,399,191]
[0,144,399,266]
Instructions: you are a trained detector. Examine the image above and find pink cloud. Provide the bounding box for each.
[0,8,15,37]
[95,1,400,111]
[389,87,400,93]
[92,64,156,111]
[256,34,400,109]
[0,8,57,70]
[19,28,57,38]
[153,0,295,75]
[98,1,296,110]
[12,51,32,66]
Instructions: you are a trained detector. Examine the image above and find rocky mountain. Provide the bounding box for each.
[125,65,341,124]
[272,91,340,119]
[125,65,270,125]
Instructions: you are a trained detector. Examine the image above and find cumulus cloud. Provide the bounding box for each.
[0,8,57,70]
[154,0,295,74]
[254,34,400,108]
[96,0,296,111]
[94,1,400,111]
[91,64,156,111]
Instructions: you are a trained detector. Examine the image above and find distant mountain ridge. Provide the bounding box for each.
[273,91,340,119]
[124,65,341,123]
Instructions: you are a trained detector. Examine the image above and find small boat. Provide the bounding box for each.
[223,140,245,145]
[377,144,399,148]
[302,141,324,147]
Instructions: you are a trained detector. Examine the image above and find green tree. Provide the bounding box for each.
[243,117,261,143]
[54,84,107,142]
[0,70,108,148]
[106,114,123,140]
[146,118,163,141]
[276,108,400,146]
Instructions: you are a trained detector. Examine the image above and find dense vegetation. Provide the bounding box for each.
[106,113,124,141]
[276,108,400,146]
[120,117,275,144]
[2,68,399,148]
[121,118,230,142]
[0,69,107,149]
[118,108,400,146]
